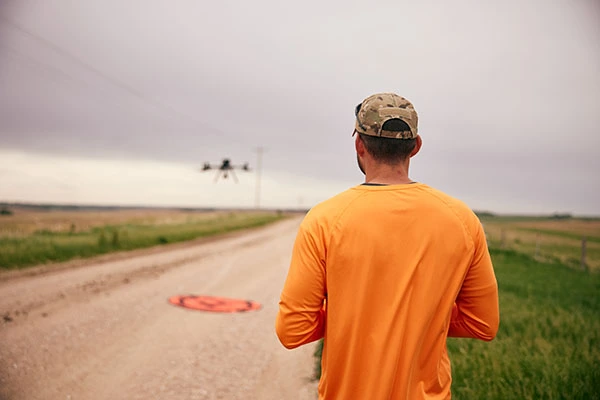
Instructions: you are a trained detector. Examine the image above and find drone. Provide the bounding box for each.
[200,158,251,183]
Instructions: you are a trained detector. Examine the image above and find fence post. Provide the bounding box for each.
[581,237,588,272]
[535,233,540,259]
[501,229,506,249]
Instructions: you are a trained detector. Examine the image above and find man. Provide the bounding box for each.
[275,93,499,399]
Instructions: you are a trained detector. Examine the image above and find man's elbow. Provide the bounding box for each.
[276,327,300,349]
[278,336,302,350]
[275,313,324,349]
[479,315,500,342]
[479,330,497,342]
[452,313,499,342]
[275,316,301,349]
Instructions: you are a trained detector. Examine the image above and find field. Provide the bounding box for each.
[480,215,600,272]
[447,248,599,399]
[2,208,598,398]
[313,216,600,399]
[0,206,286,269]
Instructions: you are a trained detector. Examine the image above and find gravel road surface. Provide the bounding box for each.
[0,216,318,400]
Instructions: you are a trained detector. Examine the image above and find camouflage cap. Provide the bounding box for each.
[354,93,418,139]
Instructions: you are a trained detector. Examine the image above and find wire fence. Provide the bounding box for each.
[482,224,599,273]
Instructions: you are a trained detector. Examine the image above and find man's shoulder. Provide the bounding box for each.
[419,184,482,232]
[420,184,474,213]
[302,186,363,224]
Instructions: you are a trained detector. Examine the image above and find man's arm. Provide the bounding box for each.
[275,218,327,349]
[448,218,500,341]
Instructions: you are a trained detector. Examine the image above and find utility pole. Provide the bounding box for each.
[255,147,264,209]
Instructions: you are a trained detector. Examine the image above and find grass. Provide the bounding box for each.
[447,249,600,400]
[480,216,600,271]
[0,209,286,269]
[312,217,600,399]
[515,227,600,243]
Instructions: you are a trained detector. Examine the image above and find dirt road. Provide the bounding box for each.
[0,216,318,400]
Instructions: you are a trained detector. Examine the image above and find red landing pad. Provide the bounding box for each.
[168,295,262,313]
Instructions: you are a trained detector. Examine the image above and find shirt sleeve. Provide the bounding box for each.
[448,217,500,341]
[275,216,327,349]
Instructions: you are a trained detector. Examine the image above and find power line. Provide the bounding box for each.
[1,44,94,90]
[0,15,225,136]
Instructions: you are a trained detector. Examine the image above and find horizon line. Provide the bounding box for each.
[1,201,598,219]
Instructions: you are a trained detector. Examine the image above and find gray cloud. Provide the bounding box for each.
[1,0,599,214]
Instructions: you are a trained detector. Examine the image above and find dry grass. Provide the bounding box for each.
[0,207,224,238]
[480,217,600,272]
[510,219,600,236]
[0,207,285,269]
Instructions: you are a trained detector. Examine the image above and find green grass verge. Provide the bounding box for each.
[448,249,599,400]
[0,212,285,269]
[312,249,600,399]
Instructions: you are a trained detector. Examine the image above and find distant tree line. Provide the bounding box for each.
[0,207,13,216]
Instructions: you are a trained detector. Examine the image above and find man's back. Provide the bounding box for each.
[276,183,499,399]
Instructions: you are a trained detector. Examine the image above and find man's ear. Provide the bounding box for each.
[355,134,366,156]
[410,135,422,158]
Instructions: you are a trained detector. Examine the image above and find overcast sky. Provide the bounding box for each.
[0,0,599,214]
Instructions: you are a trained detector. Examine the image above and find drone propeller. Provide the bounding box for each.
[200,158,250,183]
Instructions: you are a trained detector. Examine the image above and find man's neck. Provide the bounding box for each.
[364,162,413,185]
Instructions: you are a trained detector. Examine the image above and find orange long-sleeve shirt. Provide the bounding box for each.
[276,183,499,399]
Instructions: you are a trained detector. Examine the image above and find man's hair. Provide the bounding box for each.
[358,119,417,163]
